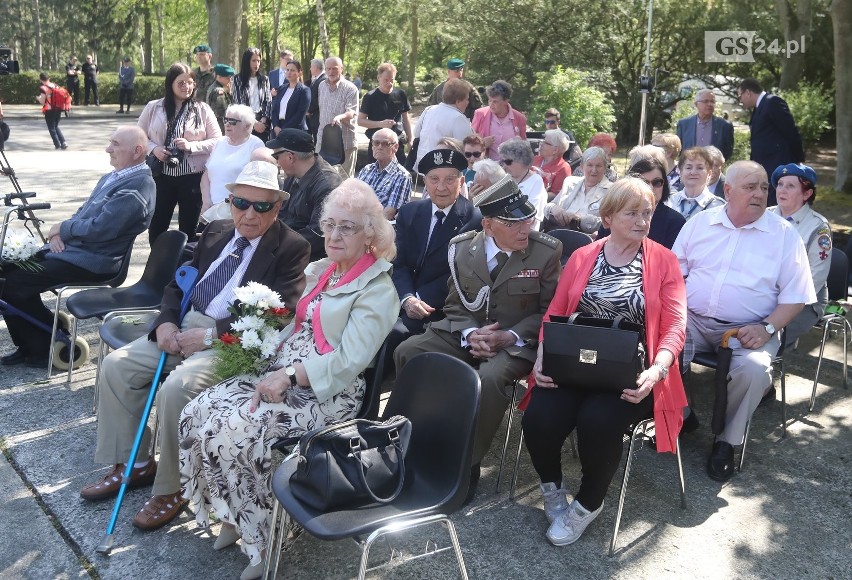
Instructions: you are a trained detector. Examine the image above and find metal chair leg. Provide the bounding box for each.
[810,319,834,411]
[609,420,644,555]
[676,436,687,509]
[47,287,69,376]
[738,420,751,472]
[779,358,786,438]
[93,340,108,413]
[263,499,282,580]
[843,318,849,389]
[496,381,519,493]
[509,431,524,501]
[67,316,78,384]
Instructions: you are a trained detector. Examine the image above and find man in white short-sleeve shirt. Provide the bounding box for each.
[672,160,815,483]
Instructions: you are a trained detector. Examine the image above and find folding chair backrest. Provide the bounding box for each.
[141,230,189,293]
[546,228,593,265]
[827,247,849,302]
[319,124,345,166]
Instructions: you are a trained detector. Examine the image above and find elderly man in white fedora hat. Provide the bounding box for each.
[80,161,311,531]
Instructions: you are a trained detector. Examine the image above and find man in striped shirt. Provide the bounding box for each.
[315,56,359,177]
[356,128,412,219]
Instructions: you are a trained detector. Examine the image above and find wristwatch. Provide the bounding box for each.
[284,365,298,387]
[203,328,214,347]
[652,362,668,380]
[762,321,777,335]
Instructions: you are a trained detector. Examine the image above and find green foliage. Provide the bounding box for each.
[529,67,615,148]
[0,72,166,105]
[779,82,834,144]
[730,129,751,164]
[668,99,696,132]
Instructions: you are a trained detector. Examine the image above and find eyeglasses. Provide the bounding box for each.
[176,80,195,88]
[271,149,290,160]
[643,177,666,188]
[696,99,716,105]
[222,117,241,126]
[464,151,482,158]
[499,159,514,166]
[229,196,277,213]
[495,217,535,228]
[372,140,396,148]
[319,219,364,237]
[544,119,558,125]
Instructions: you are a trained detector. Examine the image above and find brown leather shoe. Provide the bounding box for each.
[133,491,188,530]
[80,461,158,501]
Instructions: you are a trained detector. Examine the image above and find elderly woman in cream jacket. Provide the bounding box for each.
[179,179,398,580]
[542,146,612,234]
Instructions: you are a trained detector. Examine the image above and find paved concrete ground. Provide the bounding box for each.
[0,110,850,579]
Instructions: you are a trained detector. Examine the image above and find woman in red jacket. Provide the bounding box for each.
[520,177,687,547]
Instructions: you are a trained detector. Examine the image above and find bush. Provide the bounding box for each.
[730,128,751,164]
[0,71,166,106]
[667,99,695,132]
[529,67,615,148]
[779,82,833,144]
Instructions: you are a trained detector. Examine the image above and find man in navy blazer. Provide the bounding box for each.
[738,77,804,206]
[676,89,734,161]
[387,148,482,360]
[267,50,293,97]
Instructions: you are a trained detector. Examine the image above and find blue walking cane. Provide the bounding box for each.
[96,265,199,554]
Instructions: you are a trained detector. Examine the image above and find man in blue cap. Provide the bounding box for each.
[394,174,562,501]
[768,163,832,348]
[427,58,483,120]
[206,63,236,132]
[193,45,216,104]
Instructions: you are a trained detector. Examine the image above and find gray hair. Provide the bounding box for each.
[543,129,570,155]
[628,145,667,169]
[582,146,608,166]
[224,104,256,126]
[485,80,513,101]
[321,178,396,261]
[326,56,342,68]
[372,128,398,144]
[471,159,506,187]
[498,138,534,166]
[311,58,324,72]
[725,160,766,188]
[694,88,714,102]
[704,145,725,167]
[437,137,463,152]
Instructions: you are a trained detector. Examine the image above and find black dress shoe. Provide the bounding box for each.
[463,463,481,506]
[707,441,735,482]
[1,349,27,365]
[24,355,50,369]
[681,409,700,434]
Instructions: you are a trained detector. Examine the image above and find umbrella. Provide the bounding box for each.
[712,328,741,435]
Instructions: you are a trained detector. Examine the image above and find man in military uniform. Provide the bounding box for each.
[206,63,235,133]
[65,56,81,106]
[394,175,562,496]
[192,45,216,104]
[768,163,832,348]
[426,58,483,120]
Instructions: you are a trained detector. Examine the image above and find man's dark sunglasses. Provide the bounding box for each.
[229,196,277,213]
[464,151,482,158]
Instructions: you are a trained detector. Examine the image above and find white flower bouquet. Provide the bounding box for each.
[211,282,293,379]
[1,229,43,272]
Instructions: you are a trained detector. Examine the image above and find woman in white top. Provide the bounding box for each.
[664,147,725,220]
[498,138,546,230]
[412,78,474,169]
[200,104,265,218]
[543,146,612,234]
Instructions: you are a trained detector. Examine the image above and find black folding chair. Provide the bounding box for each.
[810,247,850,411]
[545,228,593,265]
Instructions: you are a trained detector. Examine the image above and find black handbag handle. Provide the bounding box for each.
[566,313,624,329]
[351,431,406,504]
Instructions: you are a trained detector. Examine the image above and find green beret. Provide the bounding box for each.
[213,64,235,77]
[447,58,465,70]
[193,44,212,54]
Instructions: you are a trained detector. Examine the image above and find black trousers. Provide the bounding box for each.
[522,386,653,511]
[44,109,66,148]
[84,78,99,105]
[148,172,203,245]
[118,88,133,110]
[66,78,80,105]
[1,258,111,356]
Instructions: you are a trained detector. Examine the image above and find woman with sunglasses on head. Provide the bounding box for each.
[231,48,273,142]
[498,138,547,230]
[179,178,398,580]
[532,129,572,200]
[270,59,310,134]
[543,146,612,234]
[199,104,265,221]
[138,62,222,245]
[462,134,485,186]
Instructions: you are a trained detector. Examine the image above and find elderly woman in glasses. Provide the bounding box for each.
[665,147,725,220]
[472,80,527,160]
[179,178,398,580]
[200,104,266,220]
[543,146,612,234]
[533,129,572,200]
[498,138,546,230]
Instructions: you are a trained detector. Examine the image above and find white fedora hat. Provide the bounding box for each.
[225,160,290,201]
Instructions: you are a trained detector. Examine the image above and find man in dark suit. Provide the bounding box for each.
[268,49,294,98]
[676,89,734,161]
[306,58,326,137]
[738,77,804,206]
[80,161,311,531]
[395,175,562,497]
[387,148,482,361]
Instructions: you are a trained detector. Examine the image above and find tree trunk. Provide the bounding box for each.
[240,11,249,54]
[33,0,43,69]
[316,0,330,59]
[407,0,419,91]
[776,0,813,90]
[206,0,244,69]
[142,0,153,74]
[272,0,283,56]
[155,3,165,72]
[833,0,852,192]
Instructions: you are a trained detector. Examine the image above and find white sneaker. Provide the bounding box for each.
[540,482,570,523]
[546,499,604,546]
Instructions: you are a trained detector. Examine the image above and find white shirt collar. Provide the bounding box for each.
[708,206,772,232]
[431,200,456,217]
[755,91,767,108]
[484,233,513,262]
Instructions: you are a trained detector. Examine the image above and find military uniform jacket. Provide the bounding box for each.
[432,229,562,362]
[769,204,832,309]
[206,80,233,132]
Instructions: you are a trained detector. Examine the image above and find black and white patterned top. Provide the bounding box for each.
[577,246,646,326]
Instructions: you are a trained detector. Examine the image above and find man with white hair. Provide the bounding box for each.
[306,58,326,136]
[673,160,814,482]
[676,88,734,161]
[356,128,412,219]
[79,161,311,531]
[315,56,359,176]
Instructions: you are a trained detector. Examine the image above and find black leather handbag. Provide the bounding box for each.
[289,415,412,511]
[542,313,646,392]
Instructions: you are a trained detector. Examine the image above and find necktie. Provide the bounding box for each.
[491,251,509,282]
[679,198,697,217]
[191,237,251,313]
[426,210,446,252]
